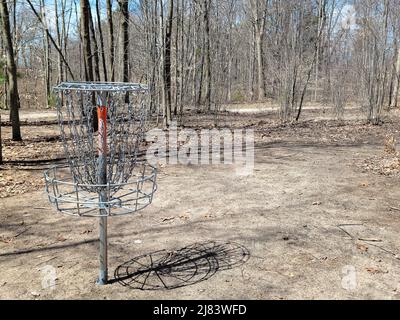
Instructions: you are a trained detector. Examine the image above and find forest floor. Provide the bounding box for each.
[2,104,400,299]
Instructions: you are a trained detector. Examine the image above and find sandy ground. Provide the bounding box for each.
[2,105,400,299]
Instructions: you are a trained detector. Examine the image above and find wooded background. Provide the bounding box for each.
[1,0,400,147]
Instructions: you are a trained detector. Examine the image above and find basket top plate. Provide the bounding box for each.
[54,81,148,92]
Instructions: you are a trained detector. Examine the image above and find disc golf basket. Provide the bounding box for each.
[44,82,157,285]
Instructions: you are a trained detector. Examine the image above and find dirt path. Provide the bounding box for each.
[0,110,58,123]
[1,137,400,299]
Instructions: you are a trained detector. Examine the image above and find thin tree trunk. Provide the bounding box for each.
[0,0,21,141]
[192,1,198,109]
[178,0,185,121]
[203,0,211,110]
[173,0,179,116]
[255,31,265,100]
[80,0,97,130]
[118,0,129,83]
[81,0,93,82]
[54,0,63,84]
[61,0,68,81]
[88,5,101,81]
[164,0,173,123]
[159,0,167,125]
[106,0,115,82]
[250,0,267,101]
[391,48,400,108]
[96,0,108,81]
[39,0,51,106]
[314,0,324,101]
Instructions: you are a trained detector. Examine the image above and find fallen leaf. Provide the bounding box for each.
[366,267,387,274]
[357,243,369,252]
[57,235,67,242]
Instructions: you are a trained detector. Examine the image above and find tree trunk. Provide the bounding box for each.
[106,0,115,82]
[0,0,21,141]
[118,0,129,83]
[40,0,51,107]
[61,0,69,81]
[314,0,324,102]
[54,0,63,84]
[255,30,265,100]
[192,1,198,109]
[88,5,101,81]
[80,0,97,131]
[203,0,211,110]
[178,0,185,121]
[81,0,93,82]
[249,0,267,101]
[164,0,173,123]
[96,0,108,81]
[173,0,179,116]
[391,48,400,108]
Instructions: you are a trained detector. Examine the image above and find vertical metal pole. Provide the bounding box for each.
[97,103,108,285]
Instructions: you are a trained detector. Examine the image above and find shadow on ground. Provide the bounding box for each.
[113,241,250,290]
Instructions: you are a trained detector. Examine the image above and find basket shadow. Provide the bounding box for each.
[112,241,250,290]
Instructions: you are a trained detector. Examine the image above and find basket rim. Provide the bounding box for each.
[44,161,157,189]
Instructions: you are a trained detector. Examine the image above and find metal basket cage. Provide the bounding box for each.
[55,85,148,189]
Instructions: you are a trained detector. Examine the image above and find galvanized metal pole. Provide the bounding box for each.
[97,104,108,285]
[98,213,107,284]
